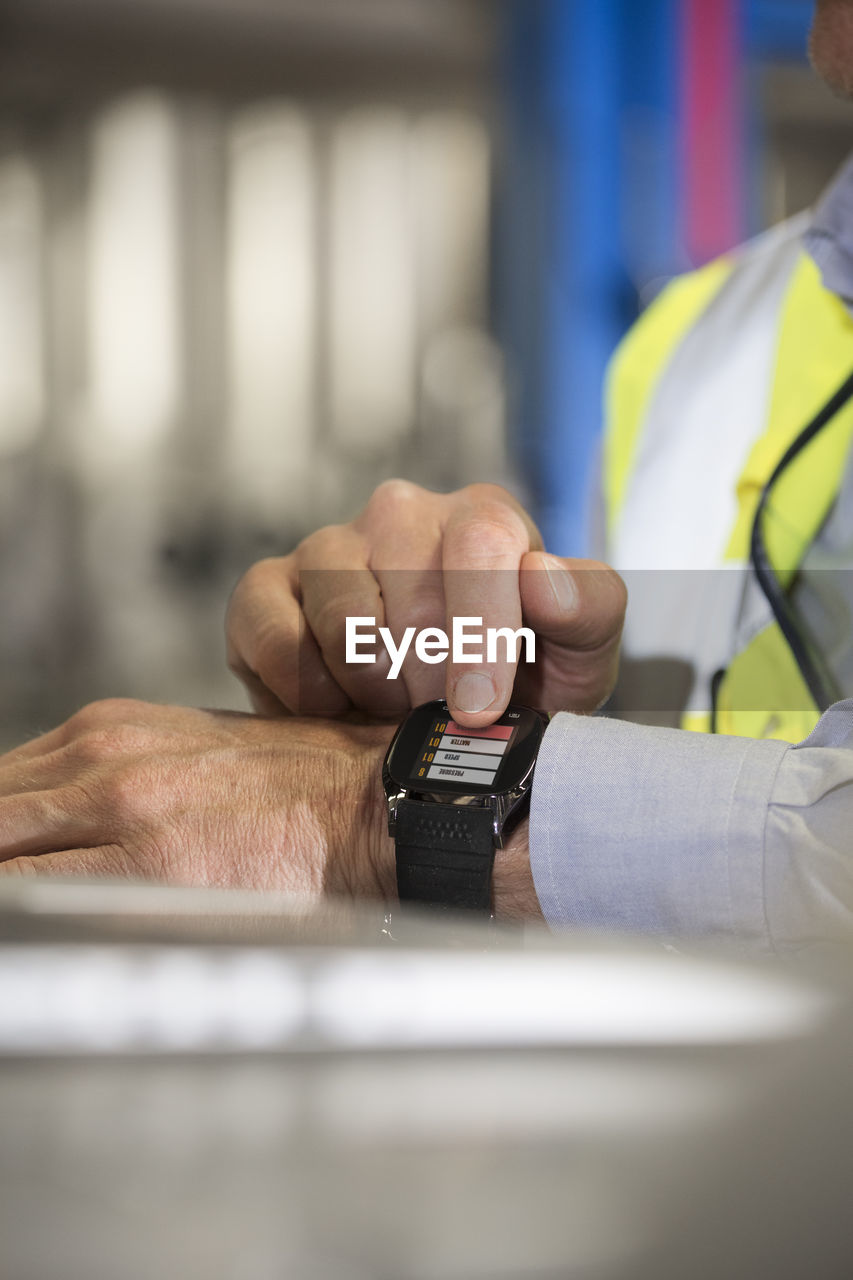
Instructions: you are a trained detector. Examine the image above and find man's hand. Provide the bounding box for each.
[226,480,627,728]
[0,698,541,920]
[0,699,395,897]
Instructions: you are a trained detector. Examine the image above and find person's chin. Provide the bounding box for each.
[810,0,853,100]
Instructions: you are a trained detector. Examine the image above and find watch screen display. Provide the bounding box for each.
[411,716,517,787]
[384,699,545,798]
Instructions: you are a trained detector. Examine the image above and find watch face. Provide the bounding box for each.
[384,700,546,797]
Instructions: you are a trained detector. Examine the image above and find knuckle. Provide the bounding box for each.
[459,485,539,551]
[63,699,144,740]
[95,764,152,825]
[470,495,527,536]
[369,477,422,509]
[67,723,147,768]
[460,486,527,536]
[68,728,117,767]
[462,482,515,509]
[362,479,430,527]
[299,524,344,557]
[296,525,357,573]
[449,512,526,565]
[229,557,286,610]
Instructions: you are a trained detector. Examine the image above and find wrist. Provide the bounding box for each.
[330,722,396,901]
[492,817,542,921]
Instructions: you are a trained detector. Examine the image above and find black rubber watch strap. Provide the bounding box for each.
[394,799,496,912]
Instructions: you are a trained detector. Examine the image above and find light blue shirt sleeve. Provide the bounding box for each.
[528,700,853,953]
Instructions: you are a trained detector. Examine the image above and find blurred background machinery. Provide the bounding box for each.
[0,0,848,746]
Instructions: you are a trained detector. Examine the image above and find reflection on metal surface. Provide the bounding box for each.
[0,878,836,1053]
[0,942,831,1055]
[1,880,852,1279]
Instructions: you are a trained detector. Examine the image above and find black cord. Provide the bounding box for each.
[748,367,853,715]
[709,667,726,735]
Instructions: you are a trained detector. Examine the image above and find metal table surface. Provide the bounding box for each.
[1,879,852,1280]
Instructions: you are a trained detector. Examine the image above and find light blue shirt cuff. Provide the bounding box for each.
[529,712,789,947]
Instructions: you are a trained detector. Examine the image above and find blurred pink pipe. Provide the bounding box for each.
[681,0,744,265]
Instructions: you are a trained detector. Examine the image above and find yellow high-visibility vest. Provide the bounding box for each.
[603,213,853,742]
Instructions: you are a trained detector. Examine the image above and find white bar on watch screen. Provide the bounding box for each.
[438,734,506,756]
[426,764,497,785]
[432,749,501,771]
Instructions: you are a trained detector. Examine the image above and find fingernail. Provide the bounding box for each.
[453,671,496,714]
[543,555,578,614]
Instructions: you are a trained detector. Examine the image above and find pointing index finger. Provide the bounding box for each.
[441,491,539,727]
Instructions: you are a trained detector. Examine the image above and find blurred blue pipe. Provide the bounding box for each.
[745,0,812,60]
[537,0,622,555]
[498,0,680,555]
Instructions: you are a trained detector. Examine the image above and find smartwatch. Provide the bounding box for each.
[382,699,548,913]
